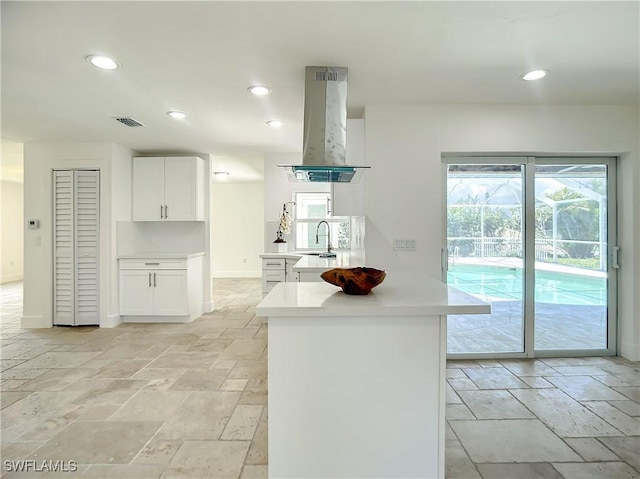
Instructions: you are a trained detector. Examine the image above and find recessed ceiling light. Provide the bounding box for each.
[267,120,284,128]
[213,171,230,180]
[521,69,548,81]
[86,54,119,70]
[248,85,271,96]
[167,110,188,120]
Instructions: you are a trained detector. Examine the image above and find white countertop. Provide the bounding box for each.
[256,270,490,317]
[260,251,365,272]
[117,252,205,259]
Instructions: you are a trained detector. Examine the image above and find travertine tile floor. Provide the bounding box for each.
[1,279,639,478]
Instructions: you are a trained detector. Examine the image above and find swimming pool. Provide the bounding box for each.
[447,264,606,305]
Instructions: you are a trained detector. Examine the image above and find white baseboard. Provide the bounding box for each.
[203,300,214,313]
[21,315,50,328]
[121,315,194,323]
[1,274,23,284]
[101,314,122,328]
[619,338,640,361]
[212,271,261,279]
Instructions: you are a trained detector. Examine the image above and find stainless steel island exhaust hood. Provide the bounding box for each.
[279,66,369,183]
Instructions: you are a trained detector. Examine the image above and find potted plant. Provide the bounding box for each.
[274,202,295,252]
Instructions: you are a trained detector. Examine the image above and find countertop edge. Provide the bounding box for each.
[117,252,205,259]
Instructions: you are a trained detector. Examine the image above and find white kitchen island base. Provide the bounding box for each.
[257,274,490,479]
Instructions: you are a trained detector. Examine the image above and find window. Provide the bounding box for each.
[294,192,350,250]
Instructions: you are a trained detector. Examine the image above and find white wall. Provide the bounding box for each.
[22,142,133,328]
[211,182,264,278]
[364,104,640,360]
[264,153,329,252]
[1,180,24,283]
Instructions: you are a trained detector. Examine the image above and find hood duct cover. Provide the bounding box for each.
[279,66,369,183]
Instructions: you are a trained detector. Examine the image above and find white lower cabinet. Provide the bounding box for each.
[297,271,324,282]
[261,257,300,294]
[119,257,202,321]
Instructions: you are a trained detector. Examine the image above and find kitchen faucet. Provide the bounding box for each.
[316,221,337,258]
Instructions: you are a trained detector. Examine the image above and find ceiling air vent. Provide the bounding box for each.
[114,117,145,127]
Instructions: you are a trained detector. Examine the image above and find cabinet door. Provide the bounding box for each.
[153,270,189,315]
[132,157,165,221]
[120,270,154,315]
[164,157,202,221]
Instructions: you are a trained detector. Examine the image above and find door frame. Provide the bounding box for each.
[442,155,618,359]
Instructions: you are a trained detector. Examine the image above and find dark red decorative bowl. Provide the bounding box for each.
[320,267,387,295]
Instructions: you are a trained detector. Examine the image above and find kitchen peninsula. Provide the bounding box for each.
[256,271,490,478]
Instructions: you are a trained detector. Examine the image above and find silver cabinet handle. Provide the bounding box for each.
[153,272,157,287]
[164,205,168,219]
[144,262,160,266]
[160,205,164,219]
[148,272,152,287]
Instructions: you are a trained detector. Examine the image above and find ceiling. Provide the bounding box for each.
[2,1,638,183]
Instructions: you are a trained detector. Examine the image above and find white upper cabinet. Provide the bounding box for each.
[132,156,205,221]
[332,119,366,217]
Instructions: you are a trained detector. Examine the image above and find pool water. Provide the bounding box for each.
[447,264,606,305]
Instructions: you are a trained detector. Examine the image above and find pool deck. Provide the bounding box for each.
[447,257,608,354]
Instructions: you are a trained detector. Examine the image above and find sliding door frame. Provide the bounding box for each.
[442,154,618,360]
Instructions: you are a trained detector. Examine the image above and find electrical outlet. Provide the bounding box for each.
[393,238,417,251]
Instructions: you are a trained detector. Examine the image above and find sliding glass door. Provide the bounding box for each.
[445,157,616,358]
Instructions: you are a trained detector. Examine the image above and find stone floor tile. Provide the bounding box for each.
[245,420,268,465]
[598,436,640,471]
[132,437,182,465]
[546,375,630,401]
[240,464,268,479]
[168,368,229,391]
[0,368,48,381]
[220,338,267,360]
[220,328,260,339]
[446,383,463,404]
[450,419,581,463]
[447,403,476,420]
[458,390,534,420]
[447,368,468,379]
[14,351,99,369]
[445,429,482,479]
[17,368,92,391]
[463,367,529,389]
[166,440,250,478]
[146,353,218,369]
[511,388,622,437]
[227,360,267,379]
[131,368,186,380]
[582,400,640,436]
[552,365,612,376]
[613,386,640,402]
[28,420,162,464]
[220,378,249,391]
[519,376,555,388]
[563,437,620,461]
[448,378,479,391]
[94,359,150,379]
[552,461,640,479]
[221,404,263,440]
[83,464,165,478]
[476,462,564,479]
[500,360,561,377]
[0,391,31,409]
[609,400,640,417]
[108,390,190,422]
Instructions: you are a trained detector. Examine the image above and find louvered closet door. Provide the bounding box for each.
[53,170,100,326]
